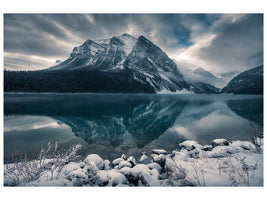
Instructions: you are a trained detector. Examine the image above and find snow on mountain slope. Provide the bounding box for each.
[47,34,221,94]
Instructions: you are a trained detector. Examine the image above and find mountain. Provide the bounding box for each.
[49,33,194,93]
[221,65,263,94]
[4,33,219,94]
[175,60,232,89]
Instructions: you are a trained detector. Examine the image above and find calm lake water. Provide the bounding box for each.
[4,93,263,163]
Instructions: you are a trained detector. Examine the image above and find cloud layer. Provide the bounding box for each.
[4,14,263,74]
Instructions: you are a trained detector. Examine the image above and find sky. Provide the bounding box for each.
[4,14,263,74]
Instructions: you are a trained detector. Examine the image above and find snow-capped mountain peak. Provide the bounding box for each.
[48,34,220,94]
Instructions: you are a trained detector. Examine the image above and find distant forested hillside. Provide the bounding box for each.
[4,70,155,93]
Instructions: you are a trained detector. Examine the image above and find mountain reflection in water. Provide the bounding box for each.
[4,94,263,163]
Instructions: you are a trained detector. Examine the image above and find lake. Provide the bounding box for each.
[4,93,263,163]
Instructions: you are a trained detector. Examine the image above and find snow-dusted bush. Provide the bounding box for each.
[4,143,83,186]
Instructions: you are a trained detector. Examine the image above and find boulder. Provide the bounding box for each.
[103,159,111,170]
[212,139,229,148]
[118,161,132,169]
[97,170,109,186]
[152,149,167,155]
[83,154,104,170]
[146,163,162,172]
[112,158,124,166]
[202,145,213,151]
[178,141,202,151]
[139,155,152,164]
[127,156,137,167]
[152,154,166,168]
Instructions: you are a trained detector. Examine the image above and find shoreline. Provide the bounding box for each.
[4,138,263,187]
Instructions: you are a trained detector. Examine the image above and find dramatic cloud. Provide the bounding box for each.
[4,14,263,74]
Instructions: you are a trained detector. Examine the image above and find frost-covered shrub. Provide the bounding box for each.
[4,143,82,186]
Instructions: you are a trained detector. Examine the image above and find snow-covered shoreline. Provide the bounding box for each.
[4,138,263,187]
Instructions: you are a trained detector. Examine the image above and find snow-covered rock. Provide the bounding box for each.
[152,154,166,167]
[62,162,83,176]
[119,164,160,186]
[206,146,237,158]
[112,158,124,166]
[121,154,127,160]
[118,161,132,169]
[172,151,188,161]
[103,159,111,170]
[106,170,127,186]
[178,140,202,151]
[139,154,152,164]
[97,170,109,186]
[212,139,229,148]
[230,141,256,151]
[202,145,213,151]
[127,156,137,166]
[146,163,162,172]
[152,149,167,155]
[83,154,104,170]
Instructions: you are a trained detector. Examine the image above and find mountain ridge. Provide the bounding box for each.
[221,65,263,94]
[46,33,219,94]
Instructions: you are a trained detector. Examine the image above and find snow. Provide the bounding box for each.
[4,138,263,187]
[157,88,194,94]
[146,163,162,172]
[118,34,137,57]
[139,154,152,164]
[97,170,109,186]
[106,169,127,186]
[103,159,112,170]
[139,154,149,162]
[178,140,202,151]
[127,156,136,165]
[83,154,104,170]
[152,149,167,155]
[118,161,132,169]
[212,138,229,147]
[230,140,256,151]
[112,158,124,166]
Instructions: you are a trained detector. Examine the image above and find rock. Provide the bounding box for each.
[146,163,162,172]
[121,154,127,160]
[152,154,166,168]
[103,159,111,170]
[188,148,202,158]
[112,158,124,166]
[230,141,256,151]
[66,168,90,186]
[119,164,159,186]
[62,162,82,176]
[152,149,167,155]
[83,154,104,170]
[127,156,136,167]
[178,141,202,151]
[118,161,132,169]
[212,139,229,148]
[202,145,213,151]
[139,155,152,164]
[97,170,109,186]
[206,146,237,158]
[172,151,188,161]
[106,170,127,186]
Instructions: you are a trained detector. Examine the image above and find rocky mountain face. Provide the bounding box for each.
[221,65,263,94]
[48,33,217,94]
